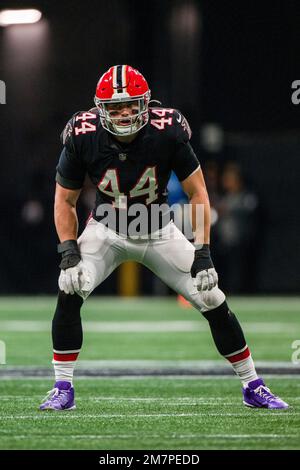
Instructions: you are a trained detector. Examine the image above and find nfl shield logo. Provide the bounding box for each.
[119,153,127,161]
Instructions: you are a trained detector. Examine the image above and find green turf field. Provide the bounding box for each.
[0,296,299,450]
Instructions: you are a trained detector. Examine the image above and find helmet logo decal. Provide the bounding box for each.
[113,65,127,93]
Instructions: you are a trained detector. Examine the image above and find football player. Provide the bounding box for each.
[40,65,288,410]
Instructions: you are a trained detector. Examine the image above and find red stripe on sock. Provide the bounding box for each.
[226,347,250,364]
[53,352,79,362]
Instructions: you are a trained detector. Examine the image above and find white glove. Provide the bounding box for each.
[193,267,218,291]
[58,261,92,296]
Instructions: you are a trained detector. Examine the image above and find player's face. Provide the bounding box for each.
[107,101,139,126]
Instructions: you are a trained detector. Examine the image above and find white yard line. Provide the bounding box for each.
[1,374,299,381]
[0,296,299,312]
[75,359,299,369]
[2,359,299,370]
[0,434,298,440]
[0,395,299,402]
[1,412,295,419]
[0,320,299,333]
[0,397,240,405]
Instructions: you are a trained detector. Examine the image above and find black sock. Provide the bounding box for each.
[52,290,83,351]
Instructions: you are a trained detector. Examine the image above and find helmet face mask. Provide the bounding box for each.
[95,93,150,136]
[94,65,151,136]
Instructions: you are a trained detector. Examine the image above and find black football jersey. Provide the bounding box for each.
[56,106,200,234]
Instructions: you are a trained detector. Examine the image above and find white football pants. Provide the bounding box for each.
[77,218,225,312]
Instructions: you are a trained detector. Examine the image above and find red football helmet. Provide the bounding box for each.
[94,65,151,136]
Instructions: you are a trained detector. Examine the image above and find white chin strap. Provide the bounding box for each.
[113,125,138,135]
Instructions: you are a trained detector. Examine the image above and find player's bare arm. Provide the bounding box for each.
[54,183,81,242]
[181,168,218,292]
[54,183,91,296]
[181,167,210,245]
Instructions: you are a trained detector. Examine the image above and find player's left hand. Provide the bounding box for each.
[191,244,218,291]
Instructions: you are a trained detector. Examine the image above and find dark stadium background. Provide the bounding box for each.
[0,0,299,295]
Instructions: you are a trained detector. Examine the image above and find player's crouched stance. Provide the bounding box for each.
[40,65,288,411]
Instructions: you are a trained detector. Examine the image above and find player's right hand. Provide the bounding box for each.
[57,239,91,295]
[58,261,91,295]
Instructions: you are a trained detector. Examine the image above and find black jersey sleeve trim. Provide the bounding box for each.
[179,165,201,182]
[55,171,83,190]
[172,141,200,182]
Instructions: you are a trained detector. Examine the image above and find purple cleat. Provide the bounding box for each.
[243,378,289,409]
[39,381,76,411]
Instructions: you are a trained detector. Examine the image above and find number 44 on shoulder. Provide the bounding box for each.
[74,112,97,135]
[150,108,174,130]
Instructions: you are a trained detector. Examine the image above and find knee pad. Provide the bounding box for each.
[188,286,226,313]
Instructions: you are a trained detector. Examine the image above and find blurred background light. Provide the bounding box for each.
[2,18,51,122]
[201,123,224,153]
[0,9,42,26]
